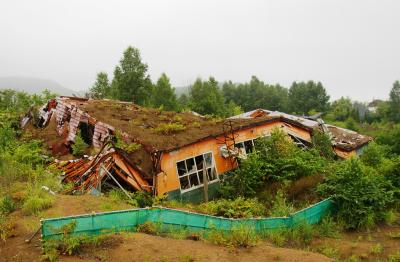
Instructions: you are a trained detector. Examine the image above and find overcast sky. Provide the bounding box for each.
[1,0,399,101]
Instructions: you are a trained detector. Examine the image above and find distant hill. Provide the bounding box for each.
[0,76,81,96]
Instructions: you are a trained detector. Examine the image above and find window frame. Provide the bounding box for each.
[235,137,259,156]
[175,151,219,193]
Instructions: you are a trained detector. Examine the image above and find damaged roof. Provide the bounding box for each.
[230,108,372,151]
[57,97,313,152]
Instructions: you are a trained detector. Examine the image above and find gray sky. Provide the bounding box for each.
[1,0,399,101]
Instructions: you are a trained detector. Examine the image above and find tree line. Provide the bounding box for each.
[89,46,400,124]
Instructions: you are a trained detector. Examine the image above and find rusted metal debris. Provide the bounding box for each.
[55,141,151,194]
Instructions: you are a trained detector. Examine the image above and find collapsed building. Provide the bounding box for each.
[23,97,372,202]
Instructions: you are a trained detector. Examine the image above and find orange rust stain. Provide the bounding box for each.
[249,109,268,118]
[156,120,312,196]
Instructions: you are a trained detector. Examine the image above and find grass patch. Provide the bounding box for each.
[0,196,16,215]
[22,194,53,215]
[42,221,108,262]
[196,197,267,218]
[316,244,340,260]
[207,224,259,247]
[155,123,186,134]
[370,243,383,255]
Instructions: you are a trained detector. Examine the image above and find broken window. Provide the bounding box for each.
[235,138,257,156]
[176,152,218,192]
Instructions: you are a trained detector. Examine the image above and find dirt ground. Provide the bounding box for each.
[1,195,399,262]
[311,224,400,261]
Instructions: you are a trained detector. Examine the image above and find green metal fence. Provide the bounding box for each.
[41,198,334,240]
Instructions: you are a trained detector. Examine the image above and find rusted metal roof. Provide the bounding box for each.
[231,108,372,151]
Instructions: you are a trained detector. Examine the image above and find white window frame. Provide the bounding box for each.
[175,151,219,193]
[235,137,261,156]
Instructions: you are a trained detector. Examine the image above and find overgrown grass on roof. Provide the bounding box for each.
[155,123,186,134]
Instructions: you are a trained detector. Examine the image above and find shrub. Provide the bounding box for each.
[318,158,394,229]
[207,225,258,247]
[220,129,328,198]
[290,222,314,245]
[0,196,15,215]
[108,188,128,202]
[360,142,388,168]
[315,217,342,238]
[155,123,186,134]
[42,221,107,261]
[71,131,88,157]
[196,197,267,218]
[312,130,335,160]
[136,221,157,235]
[131,191,154,208]
[229,224,259,247]
[114,131,141,153]
[381,157,400,203]
[268,190,295,217]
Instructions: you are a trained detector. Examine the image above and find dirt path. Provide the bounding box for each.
[2,232,330,262]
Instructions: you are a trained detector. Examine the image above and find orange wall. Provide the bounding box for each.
[334,147,356,159]
[156,120,312,196]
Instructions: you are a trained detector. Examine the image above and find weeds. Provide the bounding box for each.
[317,244,340,260]
[196,197,267,218]
[207,225,258,247]
[22,194,53,215]
[0,196,15,215]
[136,221,158,235]
[42,220,107,261]
[71,130,88,157]
[315,217,342,238]
[370,244,383,255]
[263,222,316,247]
[384,210,398,225]
[269,189,295,217]
[386,252,400,262]
[0,215,16,242]
[388,232,400,239]
[155,123,186,134]
[114,131,141,153]
[343,255,359,262]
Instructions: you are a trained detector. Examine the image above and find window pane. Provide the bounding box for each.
[204,153,212,167]
[195,155,204,171]
[179,176,190,190]
[189,173,200,187]
[186,158,196,173]
[177,161,187,176]
[244,140,254,154]
[198,170,204,184]
[235,142,244,149]
[207,167,218,181]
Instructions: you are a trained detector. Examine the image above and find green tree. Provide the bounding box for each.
[389,81,400,122]
[222,77,289,112]
[151,73,179,111]
[189,77,226,116]
[288,81,330,115]
[90,72,110,99]
[312,131,335,160]
[330,97,353,121]
[111,46,152,105]
[178,94,189,110]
